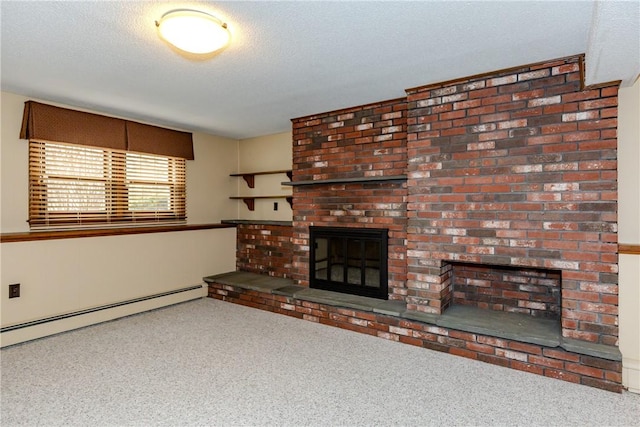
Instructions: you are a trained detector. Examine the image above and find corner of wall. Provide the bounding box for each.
[618,77,640,393]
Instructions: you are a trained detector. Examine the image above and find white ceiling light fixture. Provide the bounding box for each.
[155,9,230,55]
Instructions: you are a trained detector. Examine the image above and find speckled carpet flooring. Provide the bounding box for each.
[1,298,638,426]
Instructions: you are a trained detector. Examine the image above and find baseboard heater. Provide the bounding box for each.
[1,285,202,333]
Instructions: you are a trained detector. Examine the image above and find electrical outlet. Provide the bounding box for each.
[9,283,20,299]
[273,202,278,211]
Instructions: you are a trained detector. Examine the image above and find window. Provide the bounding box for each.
[20,101,194,230]
[29,140,186,229]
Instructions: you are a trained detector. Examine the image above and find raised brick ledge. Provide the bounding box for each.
[204,271,623,392]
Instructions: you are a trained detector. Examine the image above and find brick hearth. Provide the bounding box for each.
[206,271,622,393]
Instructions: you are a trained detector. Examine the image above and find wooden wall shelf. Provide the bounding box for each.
[230,169,293,188]
[230,169,293,211]
[229,196,293,211]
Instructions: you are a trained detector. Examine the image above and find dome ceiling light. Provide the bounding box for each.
[155,9,230,55]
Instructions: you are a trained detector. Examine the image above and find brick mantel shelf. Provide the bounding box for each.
[283,175,407,186]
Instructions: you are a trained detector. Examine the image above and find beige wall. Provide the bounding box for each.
[235,131,293,221]
[618,78,640,393]
[1,92,29,232]
[1,92,238,345]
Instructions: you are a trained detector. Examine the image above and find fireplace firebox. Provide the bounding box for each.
[309,226,388,299]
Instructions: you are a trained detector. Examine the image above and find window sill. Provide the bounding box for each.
[0,223,235,243]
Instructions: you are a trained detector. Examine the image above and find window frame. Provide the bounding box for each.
[28,139,187,230]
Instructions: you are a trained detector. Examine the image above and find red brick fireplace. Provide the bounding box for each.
[215,54,622,392]
[290,54,618,346]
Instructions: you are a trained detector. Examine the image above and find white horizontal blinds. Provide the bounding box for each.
[29,140,186,228]
[22,101,193,229]
[125,152,186,218]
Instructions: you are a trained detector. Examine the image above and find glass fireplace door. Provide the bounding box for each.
[310,227,388,300]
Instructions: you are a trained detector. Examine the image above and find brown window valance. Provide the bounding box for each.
[20,101,194,160]
[126,121,194,160]
[20,101,127,150]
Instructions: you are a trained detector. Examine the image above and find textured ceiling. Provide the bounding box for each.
[2,1,638,140]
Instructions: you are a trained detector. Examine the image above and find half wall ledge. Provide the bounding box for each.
[0,223,234,243]
[221,220,293,227]
[204,271,622,392]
